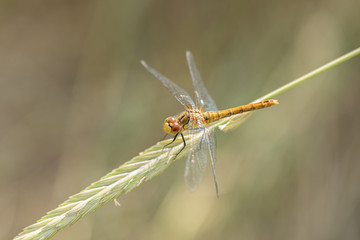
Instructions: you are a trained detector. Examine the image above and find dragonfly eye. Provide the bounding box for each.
[164,117,180,134]
[167,117,177,124]
[171,122,180,132]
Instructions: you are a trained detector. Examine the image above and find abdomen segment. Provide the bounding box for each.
[204,99,279,123]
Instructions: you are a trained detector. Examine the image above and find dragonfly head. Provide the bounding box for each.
[164,117,181,135]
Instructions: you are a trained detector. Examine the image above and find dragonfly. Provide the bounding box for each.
[141,51,279,197]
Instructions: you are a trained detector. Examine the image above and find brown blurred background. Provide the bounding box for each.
[1,0,360,239]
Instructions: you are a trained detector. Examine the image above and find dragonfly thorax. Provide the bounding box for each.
[163,116,181,135]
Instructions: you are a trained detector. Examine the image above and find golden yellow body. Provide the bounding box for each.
[163,99,279,135]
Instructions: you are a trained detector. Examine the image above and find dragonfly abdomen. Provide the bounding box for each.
[204,99,279,123]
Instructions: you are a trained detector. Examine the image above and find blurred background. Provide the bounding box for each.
[1,0,360,239]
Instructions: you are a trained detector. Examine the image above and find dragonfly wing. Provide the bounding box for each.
[204,128,219,197]
[186,51,218,111]
[141,60,195,109]
[184,116,208,192]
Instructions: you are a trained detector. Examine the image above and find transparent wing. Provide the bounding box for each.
[184,116,208,192]
[141,60,195,109]
[186,51,218,111]
[204,128,219,197]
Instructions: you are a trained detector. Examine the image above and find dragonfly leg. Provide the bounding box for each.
[173,133,186,160]
[160,133,168,141]
[163,132,179,150]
